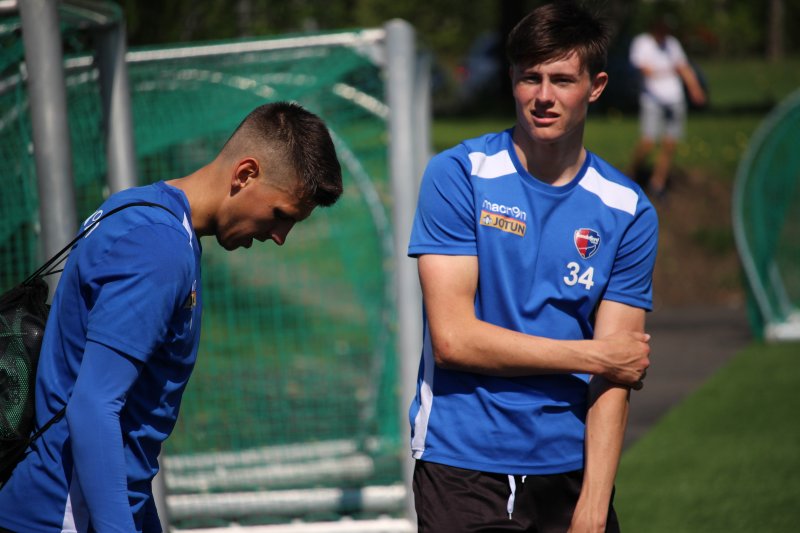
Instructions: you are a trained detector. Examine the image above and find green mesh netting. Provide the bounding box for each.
[733,88,800,340]
[1,14,44,294]
[0,15,402,527]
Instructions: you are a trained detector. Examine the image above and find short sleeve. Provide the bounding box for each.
[85,224,194,362]
[602,200,659,311]
[629,35,646,67]
[667,36,689,66]
[407,148,477,257]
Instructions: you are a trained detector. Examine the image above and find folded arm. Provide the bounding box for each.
[418,254,650,385]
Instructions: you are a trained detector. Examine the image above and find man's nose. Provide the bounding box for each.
[536,79,555,103]
[270,220,296,246]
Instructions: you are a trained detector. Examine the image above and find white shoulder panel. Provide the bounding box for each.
[578,168,638,216]
[469,150,516,179]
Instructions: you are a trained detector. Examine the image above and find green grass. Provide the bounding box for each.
[615,342,800,532]
[697,57,800,111]
[432,107,763,184]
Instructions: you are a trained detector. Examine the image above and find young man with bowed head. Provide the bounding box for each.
[0,102,342,532]
[407,3,658,532]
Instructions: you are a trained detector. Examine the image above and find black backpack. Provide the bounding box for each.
[0,201,177,486]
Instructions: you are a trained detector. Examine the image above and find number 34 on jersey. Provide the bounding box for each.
[563,262,595,290]
[564,228,600,290]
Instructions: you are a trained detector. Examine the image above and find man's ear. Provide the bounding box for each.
[231,157,260,193]
[588,71,609,103]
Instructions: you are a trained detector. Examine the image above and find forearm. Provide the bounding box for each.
[430,315,648,385]
[68,341,140,532]
[676,64,705,103]
[569,300,645,531]
[432,316,603,376]
[69,401,134,532]
[571,379,629,531]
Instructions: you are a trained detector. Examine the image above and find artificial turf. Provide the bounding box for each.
[615,341,800,532]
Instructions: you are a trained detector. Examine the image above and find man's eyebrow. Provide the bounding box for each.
[285,204,314,223]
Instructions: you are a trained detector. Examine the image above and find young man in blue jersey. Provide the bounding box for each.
[408,3,658,532]
[0,102,342,532]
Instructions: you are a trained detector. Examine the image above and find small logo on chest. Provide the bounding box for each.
[480,210,527,237]
[574,228,601,259]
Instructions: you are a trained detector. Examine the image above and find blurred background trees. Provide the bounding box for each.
[119,0,798,61]
[117,0,798,116]
[118,0,800,115]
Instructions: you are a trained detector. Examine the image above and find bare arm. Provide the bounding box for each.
[419,254,650,385]
[676,63,707,106]
[569,300,645,532]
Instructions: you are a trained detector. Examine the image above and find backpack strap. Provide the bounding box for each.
[23,201,180,285]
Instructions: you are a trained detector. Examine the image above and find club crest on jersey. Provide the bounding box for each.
[574,228,600,259]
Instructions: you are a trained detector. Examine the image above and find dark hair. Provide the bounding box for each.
[506,1,610,77]
[224,102,343,207]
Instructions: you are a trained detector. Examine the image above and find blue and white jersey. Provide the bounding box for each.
[407,129,658,475]
[0,181,202,532]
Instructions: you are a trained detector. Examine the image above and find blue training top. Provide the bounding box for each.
[0,182,202,532]
[407,129,658,475]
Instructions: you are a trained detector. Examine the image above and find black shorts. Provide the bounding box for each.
[413,460,620,533]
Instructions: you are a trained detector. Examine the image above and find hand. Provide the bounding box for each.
[567,519,607,533]
[592,331,650,387]
[689,86,707,107]
[567,503,608,533]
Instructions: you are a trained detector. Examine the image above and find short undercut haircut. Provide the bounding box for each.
[223,102,343,207]
[506,1,611,77]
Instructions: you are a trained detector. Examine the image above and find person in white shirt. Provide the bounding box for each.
[629,14,706,199]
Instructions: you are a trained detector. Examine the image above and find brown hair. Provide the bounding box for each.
[506,1,610,77]
[222,102,343,207]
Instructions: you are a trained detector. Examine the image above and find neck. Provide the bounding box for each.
[512,128,587,186]
[166,161,224,237]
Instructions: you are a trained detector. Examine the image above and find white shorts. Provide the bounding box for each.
[639,93,686,141]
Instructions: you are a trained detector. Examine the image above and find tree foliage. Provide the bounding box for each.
[119,0,800,60]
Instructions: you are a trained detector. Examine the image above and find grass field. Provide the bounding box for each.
[615,342,800,532]
[433,112,759,182]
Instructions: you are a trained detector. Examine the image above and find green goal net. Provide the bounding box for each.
[0,14,38,294]
[733,88,800,341]
[1,11,414,529]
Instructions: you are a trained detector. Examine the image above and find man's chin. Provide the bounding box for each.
[217,236,238,251]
